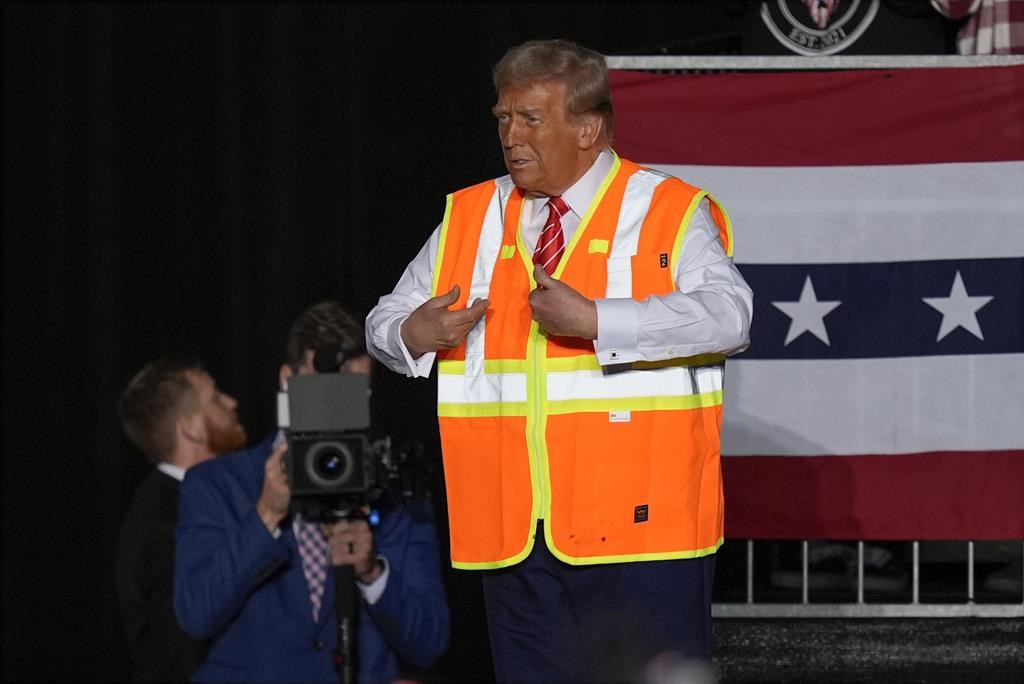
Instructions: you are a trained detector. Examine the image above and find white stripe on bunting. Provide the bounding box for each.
[653,161,1024,264]
[721,354,1024,456]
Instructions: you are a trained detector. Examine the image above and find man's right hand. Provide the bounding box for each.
[400,284,489,358]
[256,442,290,534]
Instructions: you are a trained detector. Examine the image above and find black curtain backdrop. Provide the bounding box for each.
[1,2,957,681]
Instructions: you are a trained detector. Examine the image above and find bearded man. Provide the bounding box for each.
[115,357,247,681]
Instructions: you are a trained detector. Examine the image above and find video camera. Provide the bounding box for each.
[279,346,427,521]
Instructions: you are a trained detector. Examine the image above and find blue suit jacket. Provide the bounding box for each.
[174,433,450,683]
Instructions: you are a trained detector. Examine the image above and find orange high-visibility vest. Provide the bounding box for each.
[432,153,734,570]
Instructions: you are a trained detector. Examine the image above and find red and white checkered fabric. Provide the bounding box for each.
[297,521,330,621]
[931,0,1024,54]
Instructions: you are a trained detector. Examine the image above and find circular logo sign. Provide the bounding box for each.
[760,0,881,55]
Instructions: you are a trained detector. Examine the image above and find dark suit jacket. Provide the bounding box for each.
[116,468,209,681]
[174,433,450,683]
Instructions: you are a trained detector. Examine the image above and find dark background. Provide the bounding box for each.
[2,2,958,681]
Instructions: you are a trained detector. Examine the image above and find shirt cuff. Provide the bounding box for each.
[355,556,389,605]
[396,319,436,378]
[594,298,641,365]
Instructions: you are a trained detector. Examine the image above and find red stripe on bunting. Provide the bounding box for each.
[722,450,1024,540]
[608,66,1024,167]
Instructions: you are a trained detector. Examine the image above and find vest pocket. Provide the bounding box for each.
[602,254,675,301]
[438,415,534,564]
[546,405,724,559]
[629,253,676,301]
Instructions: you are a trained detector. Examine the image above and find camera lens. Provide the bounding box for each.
[315,450,344,478]
[305,441,354,488]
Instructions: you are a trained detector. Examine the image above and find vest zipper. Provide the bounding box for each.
[530,330,547,521]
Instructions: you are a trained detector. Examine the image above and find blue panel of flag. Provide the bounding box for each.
[738,257,1023,359]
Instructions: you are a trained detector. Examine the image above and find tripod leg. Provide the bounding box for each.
[333,563,358,684]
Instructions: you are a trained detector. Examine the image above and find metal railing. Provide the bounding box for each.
[713,540,1024,618]
[605,54,1024,71]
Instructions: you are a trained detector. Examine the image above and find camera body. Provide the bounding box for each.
[281,372,396,519]
[287,431,384,499]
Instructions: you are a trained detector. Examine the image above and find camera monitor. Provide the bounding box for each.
[286,373,370,432]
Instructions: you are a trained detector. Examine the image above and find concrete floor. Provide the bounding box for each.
[713,618,1024,684]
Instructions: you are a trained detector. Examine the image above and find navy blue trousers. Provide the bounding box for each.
[481,522,716,683]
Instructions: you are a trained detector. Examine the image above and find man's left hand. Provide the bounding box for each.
[529,264,598,339]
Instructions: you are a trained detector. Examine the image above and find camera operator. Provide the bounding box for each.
[174,301,450,683]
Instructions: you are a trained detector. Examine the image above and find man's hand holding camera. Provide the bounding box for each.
[327,514,383,584]
[260,443,383,582]
[257,443,291,534]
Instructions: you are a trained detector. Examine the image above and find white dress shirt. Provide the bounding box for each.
[366,148,753,377]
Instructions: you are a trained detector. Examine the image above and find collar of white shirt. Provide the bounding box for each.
[525,147,615,233]
[156,461,185,482]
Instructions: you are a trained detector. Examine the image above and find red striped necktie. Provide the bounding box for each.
[533,196,569,276]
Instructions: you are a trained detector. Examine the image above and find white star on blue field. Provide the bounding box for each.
[772,275,841,346]
[922,270,994,342]
[736,258,1021,359]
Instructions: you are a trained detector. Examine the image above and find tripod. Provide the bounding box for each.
[332,562,358,684]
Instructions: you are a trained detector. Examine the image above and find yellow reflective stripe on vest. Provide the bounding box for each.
[547,391,723,416]
[545,354,726,372]
[708,191,734,258]
[669,191,705,279]
[438,358,528,374]
[543,528,724,567]
[670,190,733,276]
[440,355,725,374]
[630,353,726,369]
[430,193,455,298]
[437,402,529,418]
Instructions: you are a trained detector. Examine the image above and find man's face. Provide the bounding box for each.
[188,370,247,456]
[493,81,588,197]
